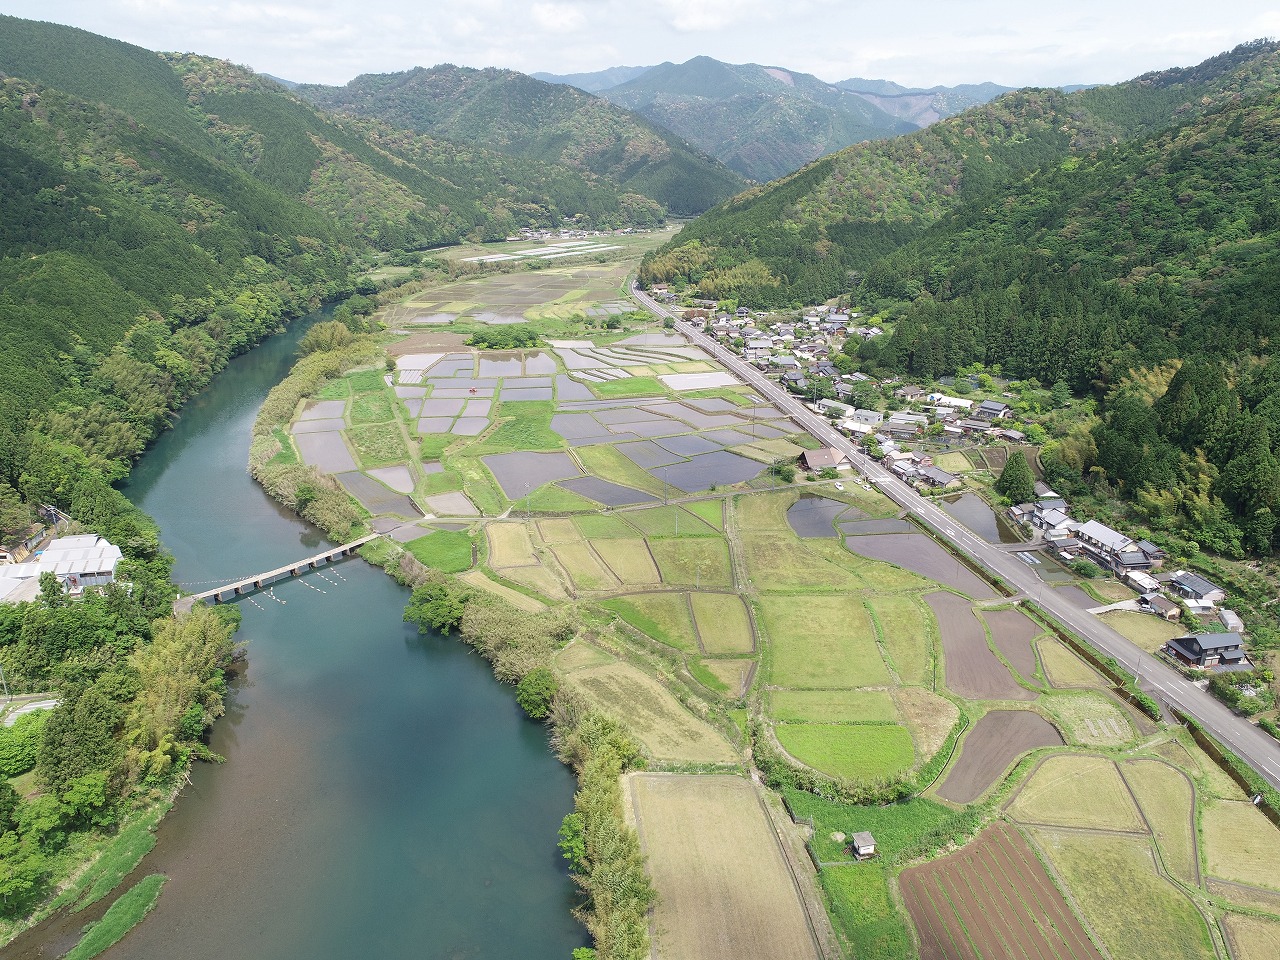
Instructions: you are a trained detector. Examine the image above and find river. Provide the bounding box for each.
[45,311,583,958]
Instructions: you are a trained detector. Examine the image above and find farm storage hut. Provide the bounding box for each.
[851,832,876,859]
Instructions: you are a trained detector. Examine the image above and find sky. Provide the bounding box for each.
[1,0,1278,88]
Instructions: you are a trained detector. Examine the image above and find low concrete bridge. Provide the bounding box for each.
[174,534,379,613]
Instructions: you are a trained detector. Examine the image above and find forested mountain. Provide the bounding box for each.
[0,16,686,486]
[294,65,746,215]
[644,40,1280,553]
[533,65,654,93]
[593,57,917,181]
[643,40,1280,305]
[836,78,1015,128]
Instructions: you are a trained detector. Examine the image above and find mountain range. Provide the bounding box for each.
[536,58,1021,180]
[292,66,746,216]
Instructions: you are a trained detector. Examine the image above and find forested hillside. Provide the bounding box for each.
[645,40,1280,554]
[596,57,916,182]
[642,40,1280,305]
[294,65,747,215]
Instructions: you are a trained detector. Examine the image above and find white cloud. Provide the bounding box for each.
[531,2,587,32]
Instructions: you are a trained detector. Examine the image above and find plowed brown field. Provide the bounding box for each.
[900,822,1104,960]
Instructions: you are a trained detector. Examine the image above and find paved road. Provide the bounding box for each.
[633,285,1280,792]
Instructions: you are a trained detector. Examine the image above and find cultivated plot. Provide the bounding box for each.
[936,710,1063,804]
[626,774,820,960]
[899,822,1104,960]
[926,592,1034,701]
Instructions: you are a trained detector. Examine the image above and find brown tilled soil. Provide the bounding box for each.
[384,330,471,354]
[937,710,1063,804]
[981,607,1044,683]
[901,822,1104,960]
[926,592,1035,701]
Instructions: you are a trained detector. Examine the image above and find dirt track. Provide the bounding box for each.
[937,710,1064,803]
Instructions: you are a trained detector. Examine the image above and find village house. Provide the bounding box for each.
[1165,632,1249,670]
[1140,592,1182,621]
[917,466,961,489]
[1169,570,1226,605]
[928,393,975,411]
[802,448,851,472]
[976,399,1012,420]
[894,385,925,401]
[815,399,855,419]
[744,337,773,362]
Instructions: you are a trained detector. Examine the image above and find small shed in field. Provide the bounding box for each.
[851,832,876,859]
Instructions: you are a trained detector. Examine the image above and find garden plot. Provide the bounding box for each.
[900,822,1104,960]
[699,658,754,697]
[626,774,819,960]
[845,535,997,599]
[482,451,582,498]
[936,710,1063,803]
[1224,915,1280,960]
[550,542,618,591]
[926,592,1034,700]
[1042,691,1135,747]
[980,607,1043,682]
[770,690,898,724]
[648,538,732,587]
[566,663,737,763]
[866,593,932,685]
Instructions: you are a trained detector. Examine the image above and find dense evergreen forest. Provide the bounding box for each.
[643,41,1280,554]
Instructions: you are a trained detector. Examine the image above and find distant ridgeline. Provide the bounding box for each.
[644,39,1280,554]
[293,64,748,217]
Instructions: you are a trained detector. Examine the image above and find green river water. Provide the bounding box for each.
[74,312,582,958]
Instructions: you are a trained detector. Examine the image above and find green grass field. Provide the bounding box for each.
[522,483,598,513]
[771,690,898,724]
[471,401,562,453]
[761,595,888,688]
[592,538,661,585]
[1031,830,1215,960]
[624,504,719,538]
[689,592,753,653]
[550,542,618,591]
[349,391,395,424]
[405,529,474,573]
[741,534,864,591]
[592,376,667,398]
[818,864,912,960]
[1008,756,1144,831]
[573,513,638,539]
[864,594,931,685]
[685,499,724,529]
[1098,610,1183,653]
[602,593,699,651]
[65,874,166,960]
[775,724,915,781]
[1121,759,1198,886]
[346,423,407,467]
[648,538,732,587]
[784,791,965,863]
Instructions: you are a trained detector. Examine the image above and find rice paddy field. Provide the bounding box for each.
[271,243,1280,960]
